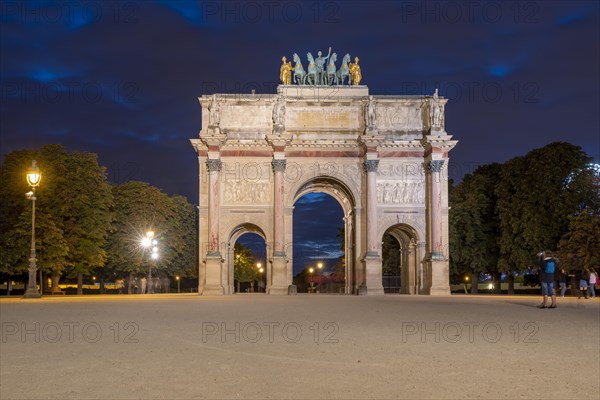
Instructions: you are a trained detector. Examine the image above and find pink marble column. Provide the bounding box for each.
[206,159,222,256]
[364,159,379,256]
[272,159,286,256]
[427,159,445,259]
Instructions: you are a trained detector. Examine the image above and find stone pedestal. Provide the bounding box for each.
[428,257,450,296]
[268,256,288,295]
[203,255,224,295]
[364,255,385,295]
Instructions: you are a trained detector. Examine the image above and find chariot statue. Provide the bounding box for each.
[278,50,362,86]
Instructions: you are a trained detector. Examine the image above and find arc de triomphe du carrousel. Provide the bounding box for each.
[190,52,457,295]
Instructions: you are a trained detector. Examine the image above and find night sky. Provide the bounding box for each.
[2,1,599,274]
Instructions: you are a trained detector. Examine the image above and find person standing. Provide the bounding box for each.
[578,269,589,299]
[589,268,597,298]
[538,251,557,309]
[555,266,568,298]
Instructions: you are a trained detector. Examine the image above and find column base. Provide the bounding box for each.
[288,285,297,295]
[358,284,368,296]
[269,256,289,295]
[364,255,385,295]
[23,288,41,298]
[427,256,450,296]
[201,285,225,295]
[202,254,225,295]
[267,286,289,295]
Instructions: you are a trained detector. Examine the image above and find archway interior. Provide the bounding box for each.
[292,192,344,293]
[382,233,402,293]
[382,224,420,294]
[233,231,267,293]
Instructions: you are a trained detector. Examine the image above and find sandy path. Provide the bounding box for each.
[1,294,598,399]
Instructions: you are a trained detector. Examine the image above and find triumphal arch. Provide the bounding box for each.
[191,61,457,295]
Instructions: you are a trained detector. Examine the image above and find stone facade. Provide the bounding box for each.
[190,85,457,295]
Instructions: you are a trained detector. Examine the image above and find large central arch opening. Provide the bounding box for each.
[290,176,356,294]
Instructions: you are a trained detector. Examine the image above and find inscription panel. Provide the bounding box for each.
[287,106,361,130]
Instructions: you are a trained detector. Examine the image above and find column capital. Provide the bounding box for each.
[272,159,287,173]
[426,160,445,173]
[363,159,380,173]
[200,134,227,149]
[266,133,293,152]
[206,159,222,172]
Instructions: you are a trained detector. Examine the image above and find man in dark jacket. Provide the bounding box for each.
[538,251,558,308]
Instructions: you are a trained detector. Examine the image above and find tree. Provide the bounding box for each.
[496,142,595,277]
[168,196,198,279]
[558,209,600,271]
[104,181,191,286]
[0,145,113,293]
[449,163,501,293]
[233,243,257,292]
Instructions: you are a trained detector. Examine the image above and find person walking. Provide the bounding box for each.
[578,269,589,299]
[555,266,567,298]
[538,251,557,309]
[589,268,597,298]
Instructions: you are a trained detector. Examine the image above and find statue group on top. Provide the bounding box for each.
[280,47,362,86]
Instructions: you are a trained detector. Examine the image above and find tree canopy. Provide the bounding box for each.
[450,142,599,281]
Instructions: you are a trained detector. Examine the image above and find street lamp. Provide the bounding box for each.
[141,230,158,294]
[256,263,265,292]
[308,267,315,293]
[317,262,324,293]
[24,160,41,298]
[175,276,180,293]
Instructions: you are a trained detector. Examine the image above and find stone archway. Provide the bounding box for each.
[290,176,357,294]
[225,223,268,295]
[191,85,457,295]
[382,224,421,294]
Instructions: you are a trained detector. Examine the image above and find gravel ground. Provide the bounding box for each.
[1,294,599,400]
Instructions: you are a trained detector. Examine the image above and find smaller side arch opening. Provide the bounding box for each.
[226,223,268,294]
[382,224,420,295]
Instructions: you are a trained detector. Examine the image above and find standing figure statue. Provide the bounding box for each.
[208,94,220,126]
[430,88,443,128]
[272,95,285,129]
[292,53,306,85]
[336,54,351,85]
[314,47,332,85]
[366,95,376,128]
[306,52,318,86]
[279,56,294,85]
[349,56,362,85]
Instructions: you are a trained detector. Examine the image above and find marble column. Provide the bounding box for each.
[343,213,353,294]
[203,158,224,295]
[269,159,289,295]
[427,160,445,259]
[272,159,286,257]
[364,159,379,256]
[362,159,384,295]
[426,159,450,295]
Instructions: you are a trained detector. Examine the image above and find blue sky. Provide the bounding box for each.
[1,1,599,272]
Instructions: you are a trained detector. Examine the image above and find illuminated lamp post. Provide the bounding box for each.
[24,160,42,298]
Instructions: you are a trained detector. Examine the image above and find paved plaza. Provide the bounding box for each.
[1,294,599,400]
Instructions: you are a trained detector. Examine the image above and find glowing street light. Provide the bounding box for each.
[175,276,180,293]
[142,230,159,294]
[24,160,42,298]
